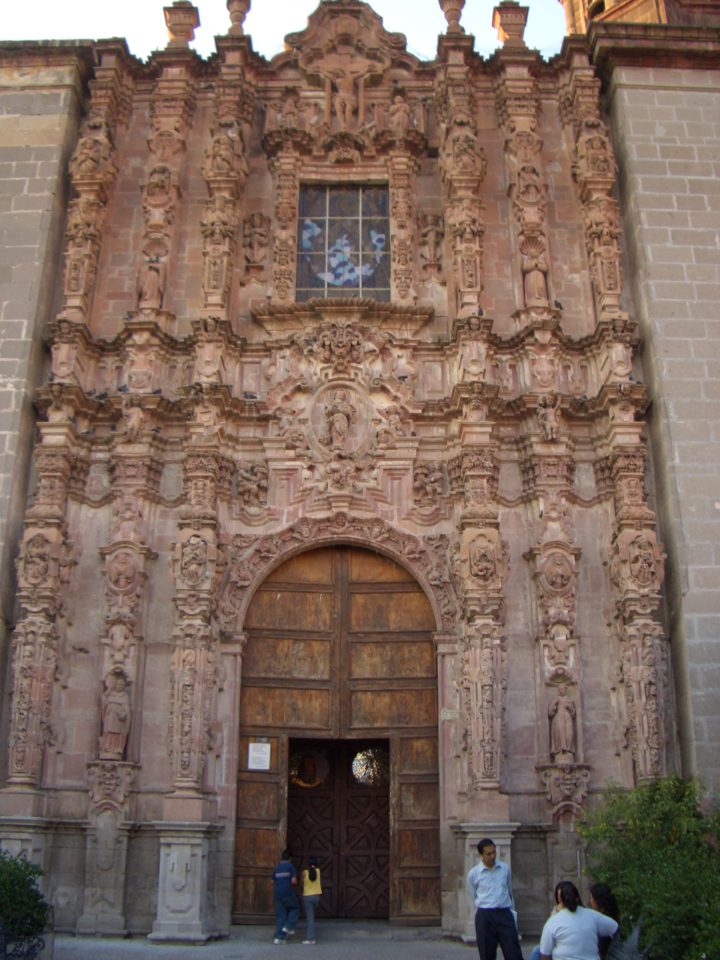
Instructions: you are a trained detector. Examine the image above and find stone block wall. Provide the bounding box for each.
[603,57,720,794]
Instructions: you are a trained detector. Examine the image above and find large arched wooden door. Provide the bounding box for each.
[233,546,440,924]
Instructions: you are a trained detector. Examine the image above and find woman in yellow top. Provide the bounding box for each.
[300,856,322,944]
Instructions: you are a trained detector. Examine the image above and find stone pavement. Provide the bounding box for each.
[51,922,541,960]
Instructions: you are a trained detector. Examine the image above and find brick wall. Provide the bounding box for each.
[606,63,720,794]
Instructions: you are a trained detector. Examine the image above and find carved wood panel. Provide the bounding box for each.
[233,546,439,923]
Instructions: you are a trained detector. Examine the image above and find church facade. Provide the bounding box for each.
[0,0,718,941]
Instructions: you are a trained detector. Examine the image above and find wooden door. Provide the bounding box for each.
[233,546,439,923]
[287,739,390,918]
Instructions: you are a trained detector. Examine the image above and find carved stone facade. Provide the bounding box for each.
[0,0,718,945]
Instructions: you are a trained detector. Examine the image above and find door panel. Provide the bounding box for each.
[234,546,439,923]
[286,739,389,919]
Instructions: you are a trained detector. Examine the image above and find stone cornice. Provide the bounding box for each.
[588,21,720,75]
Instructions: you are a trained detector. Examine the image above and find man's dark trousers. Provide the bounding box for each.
[475,906,523,960]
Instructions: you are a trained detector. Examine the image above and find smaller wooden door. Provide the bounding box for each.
[287,739,390,918]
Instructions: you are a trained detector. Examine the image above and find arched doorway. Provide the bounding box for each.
[232,545,440,924]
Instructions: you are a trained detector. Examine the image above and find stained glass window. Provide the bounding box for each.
[296,185,390,302]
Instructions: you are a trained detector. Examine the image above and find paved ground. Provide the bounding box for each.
[50,921,541,960]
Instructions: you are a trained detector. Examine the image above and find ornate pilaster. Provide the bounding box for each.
[450,417,509,794]
[603,423,669,782]
[268,147,301,303]
[77,762,136,934]
[6,422,77,794]
[495,45,554,323]
[136,46,197,325]
[519,350,591,815]
[200,46,252,316]
[387,150,418,304]
[437,39,487,318]
[563,54,624,325]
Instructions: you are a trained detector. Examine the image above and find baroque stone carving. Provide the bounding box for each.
[219,514,457,634]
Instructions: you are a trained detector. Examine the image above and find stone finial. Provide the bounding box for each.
[492,0,530,45]
[227,0,251,36]
[163,1,200,48]
[439,0,466,34]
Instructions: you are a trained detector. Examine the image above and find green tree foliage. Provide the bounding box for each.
[579,776,720,960]
[0,849,50,938]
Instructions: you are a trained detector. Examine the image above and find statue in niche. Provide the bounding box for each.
[469,536,495,584]
[243,212,270,271]
[629,535,656,587]
[419,213,443,273]
[99,669,131,760]
[517,164,543,206]
[388,90,412,136]
[205,131,235,177]
[23,534,50,584]
[181,534,208,585]
[538,394,561,441]
[321,389,356,455]
[548,683,577,761]
[278,89,302,130]
[137,254,166,309]
[520,235,549,305]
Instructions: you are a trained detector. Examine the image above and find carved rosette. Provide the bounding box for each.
[457,623,507,789]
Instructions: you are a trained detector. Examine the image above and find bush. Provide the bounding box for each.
[0,849,50,938]
[579,776,720,960]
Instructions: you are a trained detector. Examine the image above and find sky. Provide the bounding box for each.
[2,0,568,63]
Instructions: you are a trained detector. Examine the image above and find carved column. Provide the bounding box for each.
[523,436,591,816]
[268,146,301,303]
[602,411,670,782]
[152,394,228,941]
[137,50,196,325]
[387,150,418,304]
[437,38,487,318]
[564,55,624,324]
[200,45,252,317]
[76,763,136,934]
[450,416,509,797]
[495,49,553,322]
[5,425,75,805]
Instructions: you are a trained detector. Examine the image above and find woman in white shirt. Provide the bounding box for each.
[539,881,618,960]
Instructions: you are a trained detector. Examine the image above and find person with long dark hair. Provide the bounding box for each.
[539,881,618,960]
[300,856,322,944]
[589,883,619,960]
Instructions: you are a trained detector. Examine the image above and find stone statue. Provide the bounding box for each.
[548,683,576,761]
[99,669,131,760]
[321,389,355,454]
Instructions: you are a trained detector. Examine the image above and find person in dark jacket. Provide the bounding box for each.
[272,849,300,944]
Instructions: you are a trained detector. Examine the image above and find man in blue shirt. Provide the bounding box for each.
[467,837,524,960]
[272,849,300,944]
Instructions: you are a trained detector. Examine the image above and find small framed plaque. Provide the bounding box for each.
[248,741,271,771]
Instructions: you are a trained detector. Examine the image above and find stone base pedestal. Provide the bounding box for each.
[149,822,219,942]
[451,821,521,942]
